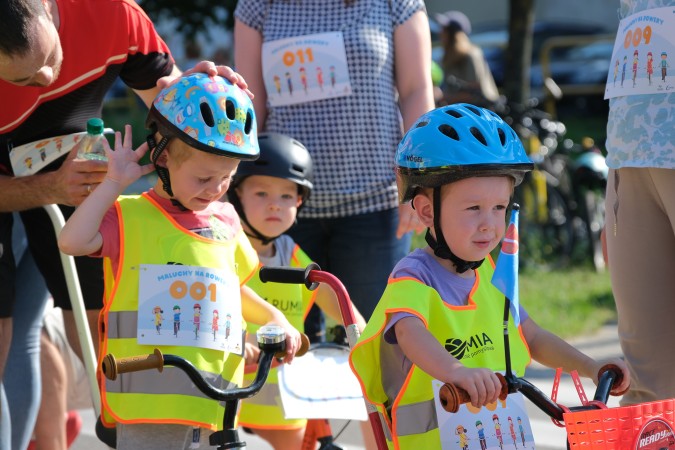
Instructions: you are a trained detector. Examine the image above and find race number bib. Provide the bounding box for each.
[432,379,536,449]
[262,32,352,107]
[605,7,675,99]
[9,129,113,177]
[137,264,242,353]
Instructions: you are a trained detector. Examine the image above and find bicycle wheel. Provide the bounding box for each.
[516,181,575,269]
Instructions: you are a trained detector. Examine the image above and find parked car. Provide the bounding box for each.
[430,19,613,112]
[468,21,611,85]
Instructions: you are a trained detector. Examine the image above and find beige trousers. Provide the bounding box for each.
[605,167,675,405]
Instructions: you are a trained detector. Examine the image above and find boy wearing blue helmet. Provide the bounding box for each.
[350,104,630,449]
[58,74,302,449]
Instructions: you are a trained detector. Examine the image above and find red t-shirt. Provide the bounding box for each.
[96,189,243,276]
[0,0,174,174]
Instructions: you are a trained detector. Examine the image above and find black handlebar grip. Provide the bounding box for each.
[274,333,311,359]
[259,263,321,291]
[598,363,628,396]
[102,348,164,381]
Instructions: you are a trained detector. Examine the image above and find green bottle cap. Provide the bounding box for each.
[86,118,104,135]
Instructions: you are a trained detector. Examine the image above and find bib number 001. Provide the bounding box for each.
[169,280,217,302]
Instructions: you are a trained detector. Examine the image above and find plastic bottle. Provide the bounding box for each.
[77,118,108,161]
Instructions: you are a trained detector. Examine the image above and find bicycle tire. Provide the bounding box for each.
[578,186,606,271]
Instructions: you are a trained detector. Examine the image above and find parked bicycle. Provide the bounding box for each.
[497,100,608,270]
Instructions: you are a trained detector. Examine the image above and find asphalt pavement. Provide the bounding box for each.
[70,323,623,450]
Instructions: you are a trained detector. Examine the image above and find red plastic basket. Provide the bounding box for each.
[564,398,675,449]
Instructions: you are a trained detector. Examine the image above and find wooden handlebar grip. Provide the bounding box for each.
[439,373,509,413]
[102,348,164,381]
[274,333,311,359]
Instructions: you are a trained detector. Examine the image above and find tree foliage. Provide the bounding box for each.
[139,0,238,41]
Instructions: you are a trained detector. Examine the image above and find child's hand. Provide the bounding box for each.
[244,342,260,366]
[265,318,302,364]
[592,357,631,396]
[448,366,503,408]
[103,124,155,189]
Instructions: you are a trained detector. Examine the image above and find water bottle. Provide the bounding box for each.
[77,118,108,161]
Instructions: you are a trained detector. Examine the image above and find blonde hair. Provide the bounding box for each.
[165,138,195,167]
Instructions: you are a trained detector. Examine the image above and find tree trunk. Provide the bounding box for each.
[504,0,535,104]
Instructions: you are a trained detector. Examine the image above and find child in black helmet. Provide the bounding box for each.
[58,74,302,449]
[228,132,367,450]
[351,104,630,449]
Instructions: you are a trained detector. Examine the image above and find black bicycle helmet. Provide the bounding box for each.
[397,104,533,272]
[228,132,313,244]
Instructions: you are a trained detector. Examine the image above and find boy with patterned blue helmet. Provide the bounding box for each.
[58,74,303,449]
[351,104,630,449]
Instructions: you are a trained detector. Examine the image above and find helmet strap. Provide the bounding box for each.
[229,192,280,245]
[426,186,484,274]
[147,132,188,211]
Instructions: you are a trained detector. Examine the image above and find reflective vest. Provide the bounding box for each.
[238,244,316,429]
[100,193,258,430]
[350,258,531,449]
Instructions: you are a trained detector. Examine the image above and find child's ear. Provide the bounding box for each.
[412,193,433,228]
[155,151,169,168]
[296,196,303,208]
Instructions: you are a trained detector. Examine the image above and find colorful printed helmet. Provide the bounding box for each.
[229,132,313,200]
[147,73,259,160]
[396,103,533,203]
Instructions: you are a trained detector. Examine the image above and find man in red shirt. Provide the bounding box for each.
[0,1,250,448]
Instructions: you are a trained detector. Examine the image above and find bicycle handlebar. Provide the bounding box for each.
[438,364,624,420]
[101,333,310,402]
[258,263,321,290]
[259,265,359,328]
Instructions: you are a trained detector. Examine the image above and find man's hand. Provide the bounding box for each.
[52,141,108,206]
[157,61,254,99]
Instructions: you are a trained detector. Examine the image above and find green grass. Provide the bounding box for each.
[520,267,615,338]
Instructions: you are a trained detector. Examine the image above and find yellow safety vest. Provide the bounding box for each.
[350,258,531,449]
[100,193,258,430]
[238,244,317,430]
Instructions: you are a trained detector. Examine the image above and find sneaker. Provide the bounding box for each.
[65,410,82,448]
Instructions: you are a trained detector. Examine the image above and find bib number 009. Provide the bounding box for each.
[623,25,652,48]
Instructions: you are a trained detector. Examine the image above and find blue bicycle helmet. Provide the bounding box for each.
[397,104,533,273]
[146,73,259,199]
[396,103,533,203]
